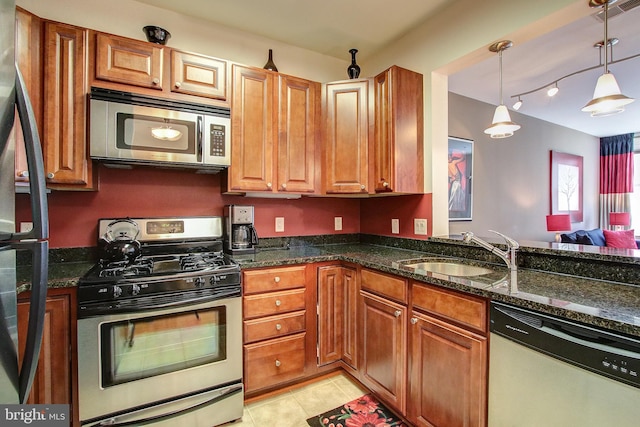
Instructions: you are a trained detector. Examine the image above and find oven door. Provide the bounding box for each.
[90,99,202,165]
[77,296,242,424]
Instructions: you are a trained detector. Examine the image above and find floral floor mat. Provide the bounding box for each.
[306,393,409,427]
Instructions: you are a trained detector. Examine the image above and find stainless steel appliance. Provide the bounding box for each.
[77,217,243,427]
[224,205,258,255]
[89,88,231,172]
[0,0,49,405]
[489,302,640,426]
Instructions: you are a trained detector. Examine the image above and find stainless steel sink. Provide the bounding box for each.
[404,261,494,277]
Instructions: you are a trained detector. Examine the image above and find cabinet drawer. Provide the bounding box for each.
[361,269,408,303]
[243,288,306,318]
[243,266,306,294]
[412,284,487,333]
[244,310,306,343]
[244,333,306,392]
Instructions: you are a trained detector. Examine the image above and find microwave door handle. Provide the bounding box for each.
[197,116,203,161]
[14,64,49,241]
[88,385,243,427]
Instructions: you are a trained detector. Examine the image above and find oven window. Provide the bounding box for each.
[116,113,195,153]
[100,307,227,387]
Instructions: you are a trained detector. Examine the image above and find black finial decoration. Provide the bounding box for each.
[347,48,360,79]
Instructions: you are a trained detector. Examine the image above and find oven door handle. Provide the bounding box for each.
[88,385,242,427]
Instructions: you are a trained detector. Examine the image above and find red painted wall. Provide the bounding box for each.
[16,166,432,248]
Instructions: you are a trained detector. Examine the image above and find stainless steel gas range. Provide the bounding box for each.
[77,217,243,427]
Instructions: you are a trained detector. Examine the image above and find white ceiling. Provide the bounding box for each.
[134,0,640,138]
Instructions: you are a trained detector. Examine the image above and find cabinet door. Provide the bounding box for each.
[360,290,407,415]
[43,22,95,188]
[14,8,42,183]
[17,293,72,405]
[373,66,423,194]
[317,266,344,365]
[171,50,227,100]
[244,333,306,393]
[408,312,487,427]
[229,65,276,191]
[323,80,370,194]
[341,266,359,369]
[95,32,164,89]
[277,75,319,193]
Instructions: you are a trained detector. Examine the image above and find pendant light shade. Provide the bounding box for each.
[484,40,520,139]
[582,0,635,116]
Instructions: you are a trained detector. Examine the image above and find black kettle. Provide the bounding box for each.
[99,218,141,263]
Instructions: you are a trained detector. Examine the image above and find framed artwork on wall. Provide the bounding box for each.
[550,150,583,223]
[448,137,473,221]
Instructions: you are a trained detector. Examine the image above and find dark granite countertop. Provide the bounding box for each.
[235,243,640,338]
[29,240,640,338]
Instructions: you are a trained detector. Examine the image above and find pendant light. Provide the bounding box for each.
[484,40,521,139]
[582,0,634,116]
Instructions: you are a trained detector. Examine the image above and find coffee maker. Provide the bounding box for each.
[224,205,259,254]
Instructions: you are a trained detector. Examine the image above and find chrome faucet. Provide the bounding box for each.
[462,230,519,293]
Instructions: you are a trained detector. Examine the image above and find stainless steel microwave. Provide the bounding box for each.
[89,88,231,172]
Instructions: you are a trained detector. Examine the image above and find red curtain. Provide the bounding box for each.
[599,133,634,229]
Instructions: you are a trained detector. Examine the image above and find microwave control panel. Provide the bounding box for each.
[210,124,226,157]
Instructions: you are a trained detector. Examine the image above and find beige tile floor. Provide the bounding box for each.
[228,372,369,427]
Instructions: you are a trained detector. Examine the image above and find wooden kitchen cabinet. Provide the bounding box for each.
[171,50,227,100]
[322,79,371,194]
[408,283,488,427]
[373,66,424,194]
[94,32,164,90]
[317,265,358,367]
[242,265,313,394]
[228,64,319,194]
[17,288,76,413]
[359,268,408,415]
[43,21,96,189]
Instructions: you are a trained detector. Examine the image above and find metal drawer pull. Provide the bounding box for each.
[394,310,401,318]
[274,276,280,283]
[411,317,418,324]
[152,77,160,85]
[275,359,281,367]
[175,81,182,88]
[276,323,282,331]
[275,300,281,307]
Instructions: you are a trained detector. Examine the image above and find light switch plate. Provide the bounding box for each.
[275,217,285,232]
[391,219,399,234]
[334,217,343,231]
[414,218,427,235]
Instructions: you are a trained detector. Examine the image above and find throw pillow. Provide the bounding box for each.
[585,228,606,246]
[575,233,595,245]
[603,229,638,249]
[560,232,578,244]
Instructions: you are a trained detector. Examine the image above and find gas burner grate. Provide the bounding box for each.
[180,251,226,271]
[98,258,154,278]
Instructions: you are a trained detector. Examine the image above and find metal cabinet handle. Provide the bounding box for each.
[275,324,282,331]
[274,276,280,283]
[281,183,287,190]
[152,77,160,85]
[410,317,418,324]
[46,172,54,179]
[18,170,29,178]
[360,184,366,190]
[394,310,401,318]
[275,300,281,307]
[275,359,281,367]
[267,182,273,189]
[382,181,389,188]
[175,81,182,88]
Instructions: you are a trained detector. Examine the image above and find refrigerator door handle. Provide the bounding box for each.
[12,64,49,242]
[12,64,50,403]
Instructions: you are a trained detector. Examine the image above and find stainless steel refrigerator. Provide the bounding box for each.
[0,0,50,404]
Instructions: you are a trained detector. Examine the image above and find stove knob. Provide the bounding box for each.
[195,277,206,288]
[113,285,123,298]
[131,284,141,296]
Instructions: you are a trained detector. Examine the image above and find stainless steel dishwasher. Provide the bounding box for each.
[489,301,640,427]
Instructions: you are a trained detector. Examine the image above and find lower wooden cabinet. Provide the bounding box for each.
[17,288,76,410]
[408,312,487,427]
[244,333,306,392]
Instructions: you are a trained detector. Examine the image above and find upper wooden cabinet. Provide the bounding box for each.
[228,64,319,194]
[322,67,424,195]
[373,66,424,194]
[171,50,227,100]
[91,32,229,105]
[323,79,371,194]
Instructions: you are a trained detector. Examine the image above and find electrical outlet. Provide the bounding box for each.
[391,219,400,234]
[20,222,33,232]
[275,217,285,232]
[414,218,427,235]
[334,217,343,231]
